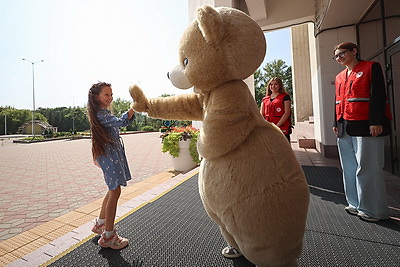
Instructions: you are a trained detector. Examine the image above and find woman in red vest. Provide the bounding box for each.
[260,77,292,142]
[332,42,392,222]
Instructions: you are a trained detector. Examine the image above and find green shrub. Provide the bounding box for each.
[141,125,155,132]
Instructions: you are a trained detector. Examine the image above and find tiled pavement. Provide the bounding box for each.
[0,132,171,241]
[0,124,399,266]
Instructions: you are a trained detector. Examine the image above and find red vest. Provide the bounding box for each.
[262,93,291,134]
[335,60,392,121]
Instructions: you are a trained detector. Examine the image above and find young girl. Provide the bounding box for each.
[260,77,292,142]
[87,82,135,249]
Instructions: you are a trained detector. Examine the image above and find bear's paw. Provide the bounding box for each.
[129,84,149,113]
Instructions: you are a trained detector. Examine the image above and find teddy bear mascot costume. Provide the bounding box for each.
[130,5,309,267]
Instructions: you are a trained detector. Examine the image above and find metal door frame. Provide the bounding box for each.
[385,40,400,176]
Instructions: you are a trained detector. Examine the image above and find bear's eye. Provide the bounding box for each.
[183,58,189,67]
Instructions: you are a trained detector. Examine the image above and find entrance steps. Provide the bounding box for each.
[293,117,316,149]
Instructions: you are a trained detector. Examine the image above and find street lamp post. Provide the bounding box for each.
[72,96,75,134]
[22,58,44,138]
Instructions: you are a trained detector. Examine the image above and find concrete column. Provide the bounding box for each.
[291,24,313,123]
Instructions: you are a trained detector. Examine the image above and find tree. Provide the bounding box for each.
[128,93,193,131]
[112,98,142,131]
[37,107,67,131]
[37,107,89,132]
[0,107,47,134]
[254,69,266,108]
[1,92,197,135]
[111,98,131,118]
[65,107,89,132]
[254,59,292,108]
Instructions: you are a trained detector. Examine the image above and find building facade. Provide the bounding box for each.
[19,120,58,135]
[188,0,400,176]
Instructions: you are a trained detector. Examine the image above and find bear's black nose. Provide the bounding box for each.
[167,72,170,79]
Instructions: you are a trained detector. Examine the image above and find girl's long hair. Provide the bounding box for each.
[266,77,287,96]
[87,82,113,160]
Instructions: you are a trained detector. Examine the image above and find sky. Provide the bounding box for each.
[0,0,292,110]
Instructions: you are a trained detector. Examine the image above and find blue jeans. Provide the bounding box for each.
[337,132,389,219]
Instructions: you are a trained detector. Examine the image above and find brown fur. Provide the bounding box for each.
[130,5,309,267]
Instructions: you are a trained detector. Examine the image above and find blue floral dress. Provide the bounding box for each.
[96,108,135,190]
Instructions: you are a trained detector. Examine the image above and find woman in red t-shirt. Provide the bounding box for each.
[260,77,292,142]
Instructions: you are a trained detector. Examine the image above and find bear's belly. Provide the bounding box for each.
[198,126,308,219]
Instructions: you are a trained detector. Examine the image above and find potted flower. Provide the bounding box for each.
[160,125,201,171]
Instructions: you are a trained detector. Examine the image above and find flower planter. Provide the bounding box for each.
[172,140,197,172]
[160,125,200,171]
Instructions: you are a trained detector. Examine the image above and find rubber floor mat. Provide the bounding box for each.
[46,166,400,267]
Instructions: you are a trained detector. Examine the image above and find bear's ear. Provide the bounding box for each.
[196,5,224,45]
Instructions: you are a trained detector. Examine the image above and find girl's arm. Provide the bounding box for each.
[97,109,135,128]
[276,100,291,127]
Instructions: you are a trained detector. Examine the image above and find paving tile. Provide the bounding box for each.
[44,233,84,257]
[67,214,96,228]
[44,225,76,241]
[0,252,19,266]
[27,221,65,237]
[8,247,52,267]
[9,228,23,234]
[74,203,101,215]
[0,231,40,253]
[53,211,87,225]
[0,223,12,229]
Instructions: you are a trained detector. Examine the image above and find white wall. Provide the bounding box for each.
[311,26,357,154]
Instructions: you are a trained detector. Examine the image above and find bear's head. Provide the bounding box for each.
[168,5,266,92]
